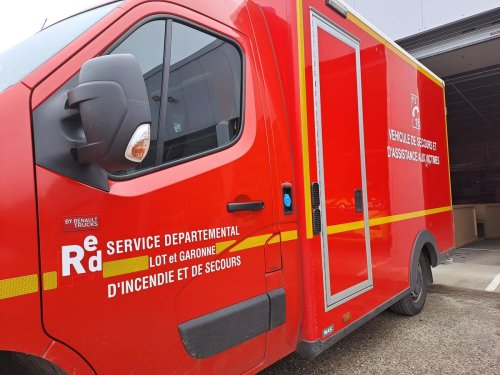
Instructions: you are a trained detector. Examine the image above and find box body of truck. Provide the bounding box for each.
[0,0,454,373]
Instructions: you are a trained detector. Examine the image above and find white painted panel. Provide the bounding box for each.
[453,205,477,247]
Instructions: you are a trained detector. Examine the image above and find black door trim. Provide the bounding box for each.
[178,288,286,358]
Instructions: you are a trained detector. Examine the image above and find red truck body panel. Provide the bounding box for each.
[0,0,454,373]
[290,0,453,345]
[0,83,50,354]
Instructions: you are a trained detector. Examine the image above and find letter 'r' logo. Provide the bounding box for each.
[411,94,421,130]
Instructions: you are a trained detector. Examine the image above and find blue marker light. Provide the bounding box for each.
[283,193,292,208]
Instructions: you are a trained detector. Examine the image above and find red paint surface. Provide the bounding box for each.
[296,0,454,345]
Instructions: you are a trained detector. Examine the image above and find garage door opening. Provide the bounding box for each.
[398,8,500,246]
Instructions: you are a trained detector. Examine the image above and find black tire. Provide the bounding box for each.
[0,351,67,375]
[390,252,431,316]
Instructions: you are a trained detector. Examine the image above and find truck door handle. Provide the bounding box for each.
[354,189,363,213]
[227,201,264,213]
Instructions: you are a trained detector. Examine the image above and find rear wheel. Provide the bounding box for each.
[390,252,430,316]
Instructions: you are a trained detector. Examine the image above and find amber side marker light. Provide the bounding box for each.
[125,123,151,162]
[342,312,352,323]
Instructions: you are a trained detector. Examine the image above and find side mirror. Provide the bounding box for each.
[67,54,151,172]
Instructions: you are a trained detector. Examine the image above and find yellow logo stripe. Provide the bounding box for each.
[42,271,58,291]
[0,274,38,300]
[327,220,365,235]
[221,230,299,249]
[296,0,313,239]
[267,230,299,245]
[102,255,149,278]
[230,234,273,253]
[216,240,236,254]
[281,230,299,242]
[267,234,281,245]
[326,206,452,235]
[369,206,452,227]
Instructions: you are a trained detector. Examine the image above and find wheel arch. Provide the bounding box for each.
[410,230,439,288]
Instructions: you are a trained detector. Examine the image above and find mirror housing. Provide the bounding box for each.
[67,54,151,172]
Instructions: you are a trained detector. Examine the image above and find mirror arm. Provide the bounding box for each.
[67,83,98,109]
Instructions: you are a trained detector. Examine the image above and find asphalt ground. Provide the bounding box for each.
[261,243,500,375]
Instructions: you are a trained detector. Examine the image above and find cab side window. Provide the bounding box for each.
[162,22,242,163]
[110,19,242,176]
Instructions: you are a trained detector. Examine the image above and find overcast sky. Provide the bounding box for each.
[1,0,499,52]
[0,0,104,53]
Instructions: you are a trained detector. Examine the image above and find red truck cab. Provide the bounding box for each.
[0,1,454,374]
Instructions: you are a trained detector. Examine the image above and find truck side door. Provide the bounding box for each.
[33,3,280,373]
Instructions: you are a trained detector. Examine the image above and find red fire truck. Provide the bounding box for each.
[0,0,455,373]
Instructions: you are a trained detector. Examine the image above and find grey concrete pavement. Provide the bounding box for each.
[261,241,500,374]
[261,285,500,374]
[433,242,500,292]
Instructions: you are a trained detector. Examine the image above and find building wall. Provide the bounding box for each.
[343,0,500,39]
